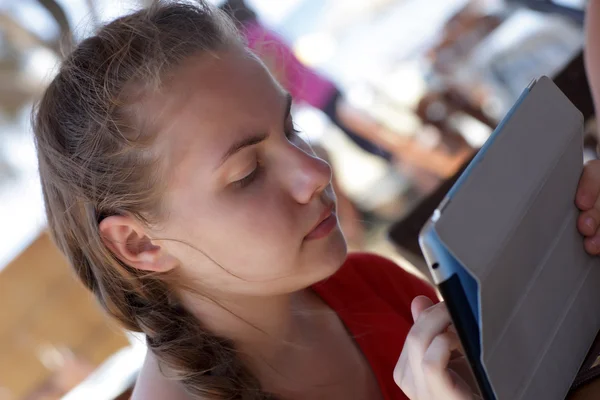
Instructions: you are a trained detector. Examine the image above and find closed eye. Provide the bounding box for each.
[232,164,261,189]
[286,126,301,140]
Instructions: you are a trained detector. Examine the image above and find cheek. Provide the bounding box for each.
[177,187,303,279]
[220,190,300,249]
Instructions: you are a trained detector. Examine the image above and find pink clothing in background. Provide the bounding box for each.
[243,21,336,110]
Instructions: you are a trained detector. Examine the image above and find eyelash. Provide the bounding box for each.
[286,126,301,140]
[233,163,261,189]
[232,127,301,189]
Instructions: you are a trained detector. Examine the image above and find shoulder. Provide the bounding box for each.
[131,351,191,400]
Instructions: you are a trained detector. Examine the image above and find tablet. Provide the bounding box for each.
[419,76,600,399]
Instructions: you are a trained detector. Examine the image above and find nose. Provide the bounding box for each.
[280,145,332,204]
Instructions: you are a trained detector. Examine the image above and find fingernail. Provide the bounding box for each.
[586,217,596,230]
[580,194,594,208]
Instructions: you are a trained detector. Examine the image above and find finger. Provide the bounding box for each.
[423,331,459,375]
[406,302,452,399]
[585,235,600,255]
[448,369,480,400]
[447,323,458,334]
[576,160,600,210]
[423,332,472,400]
[396,297,435,399]
[408,302,453,355]
[395,339,411,394]
[394,351,417,400]
[578,209,600,236]
[411,295,435,322]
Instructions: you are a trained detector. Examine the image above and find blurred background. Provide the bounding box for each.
[0,0,593,398]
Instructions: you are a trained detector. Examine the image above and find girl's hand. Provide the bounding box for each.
[577,160,600,255]
[394,296,480,400]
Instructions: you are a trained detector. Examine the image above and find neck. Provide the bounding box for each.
[179,288,323,362]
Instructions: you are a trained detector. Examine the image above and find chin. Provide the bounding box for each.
[302,225,348,284]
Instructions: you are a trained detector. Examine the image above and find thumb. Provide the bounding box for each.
[411,295,435,322]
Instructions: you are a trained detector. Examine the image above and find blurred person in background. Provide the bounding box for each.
[427,0,504,77]
[219,0,396,162]
[30,1,600,400]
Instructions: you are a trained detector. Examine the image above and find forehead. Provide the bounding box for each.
[167,48,284,114]
[145,49,286,178]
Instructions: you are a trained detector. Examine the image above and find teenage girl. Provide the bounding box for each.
[32,1,600,399]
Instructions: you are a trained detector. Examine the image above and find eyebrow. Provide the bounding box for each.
[217,93,293,168]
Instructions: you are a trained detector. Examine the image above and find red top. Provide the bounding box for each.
[313,253,438,400]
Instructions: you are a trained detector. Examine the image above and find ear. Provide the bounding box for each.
[98,215,178,273]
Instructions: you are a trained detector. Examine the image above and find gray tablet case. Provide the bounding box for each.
[434,76,600,399]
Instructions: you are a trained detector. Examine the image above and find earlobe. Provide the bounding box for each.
[98,215,177,273]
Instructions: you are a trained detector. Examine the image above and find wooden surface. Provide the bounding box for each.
[0,232,129,399]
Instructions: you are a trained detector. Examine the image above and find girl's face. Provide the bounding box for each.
[148,48,347,298]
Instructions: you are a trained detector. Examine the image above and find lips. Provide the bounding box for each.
[305,203,336,240]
